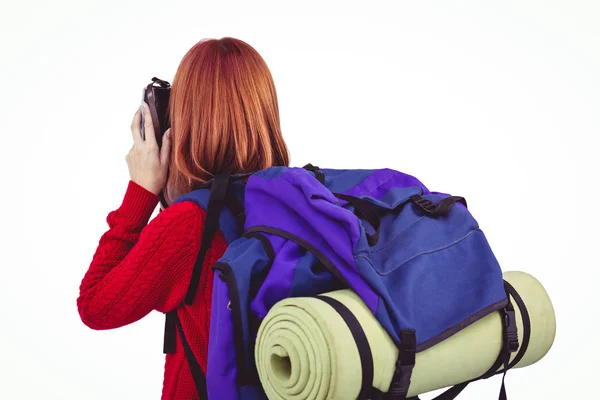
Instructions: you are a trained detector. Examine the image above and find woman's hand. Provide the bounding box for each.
[126,102,172,196]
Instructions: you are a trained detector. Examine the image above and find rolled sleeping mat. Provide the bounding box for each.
[255,271,556,399]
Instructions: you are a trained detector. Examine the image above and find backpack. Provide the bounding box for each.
[162,165,526,400]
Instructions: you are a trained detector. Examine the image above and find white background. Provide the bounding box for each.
[1,0,598,399]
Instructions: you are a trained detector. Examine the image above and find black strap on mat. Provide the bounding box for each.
[425,280,529,400]
[317,295,375,400]
[494,298,519,400]
[386,330,417,400]
[503,281,531,370]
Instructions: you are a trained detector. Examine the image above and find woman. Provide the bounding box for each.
[77,37,290,400]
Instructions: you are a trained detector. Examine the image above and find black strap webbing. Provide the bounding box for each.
[185,173,230,305]
[317,295,375,400]
[163,173,231,398]
[302,163,325,184]
[498,299,517,400]
[173,311,208,399]
[427,280,529,400]
[224,190,245,232]
[503,281,531,370]
[410,195,467,217]
[302,163,381,246]
[163,310,177,354]
[334,193,381,246]
[386,330,416,400]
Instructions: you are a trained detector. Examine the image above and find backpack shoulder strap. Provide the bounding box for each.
[163,173,232,399]
[185,173,231,305]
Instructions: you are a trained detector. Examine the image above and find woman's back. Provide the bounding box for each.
[77,37,289,400]
[77,183,223,398]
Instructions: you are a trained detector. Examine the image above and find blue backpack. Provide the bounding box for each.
[162,165,528,400]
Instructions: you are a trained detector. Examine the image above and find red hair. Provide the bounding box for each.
[165,37,290,203]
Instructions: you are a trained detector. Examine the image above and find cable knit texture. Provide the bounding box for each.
[77,180,227,400]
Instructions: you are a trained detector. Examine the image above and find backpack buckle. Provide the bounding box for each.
[410,195,437,215]
[503,306,519,353]
[387,362,414,399]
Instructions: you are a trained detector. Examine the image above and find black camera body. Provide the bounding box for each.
[141,77,171,147]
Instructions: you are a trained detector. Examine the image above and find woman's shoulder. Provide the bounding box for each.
[155,199,206,226]
[150,198,229,252]
[137,200,207,252]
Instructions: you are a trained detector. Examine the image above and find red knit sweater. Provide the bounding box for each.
[77,180,226,400]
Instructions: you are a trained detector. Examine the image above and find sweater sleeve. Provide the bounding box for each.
[77,181,205,330]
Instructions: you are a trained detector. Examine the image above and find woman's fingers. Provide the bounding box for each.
[130,106,143,145]
[142,102,159,150]
[160,128,172,166]
[125,106,166,195]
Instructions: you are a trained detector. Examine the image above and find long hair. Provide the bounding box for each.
[164,37,290,204]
